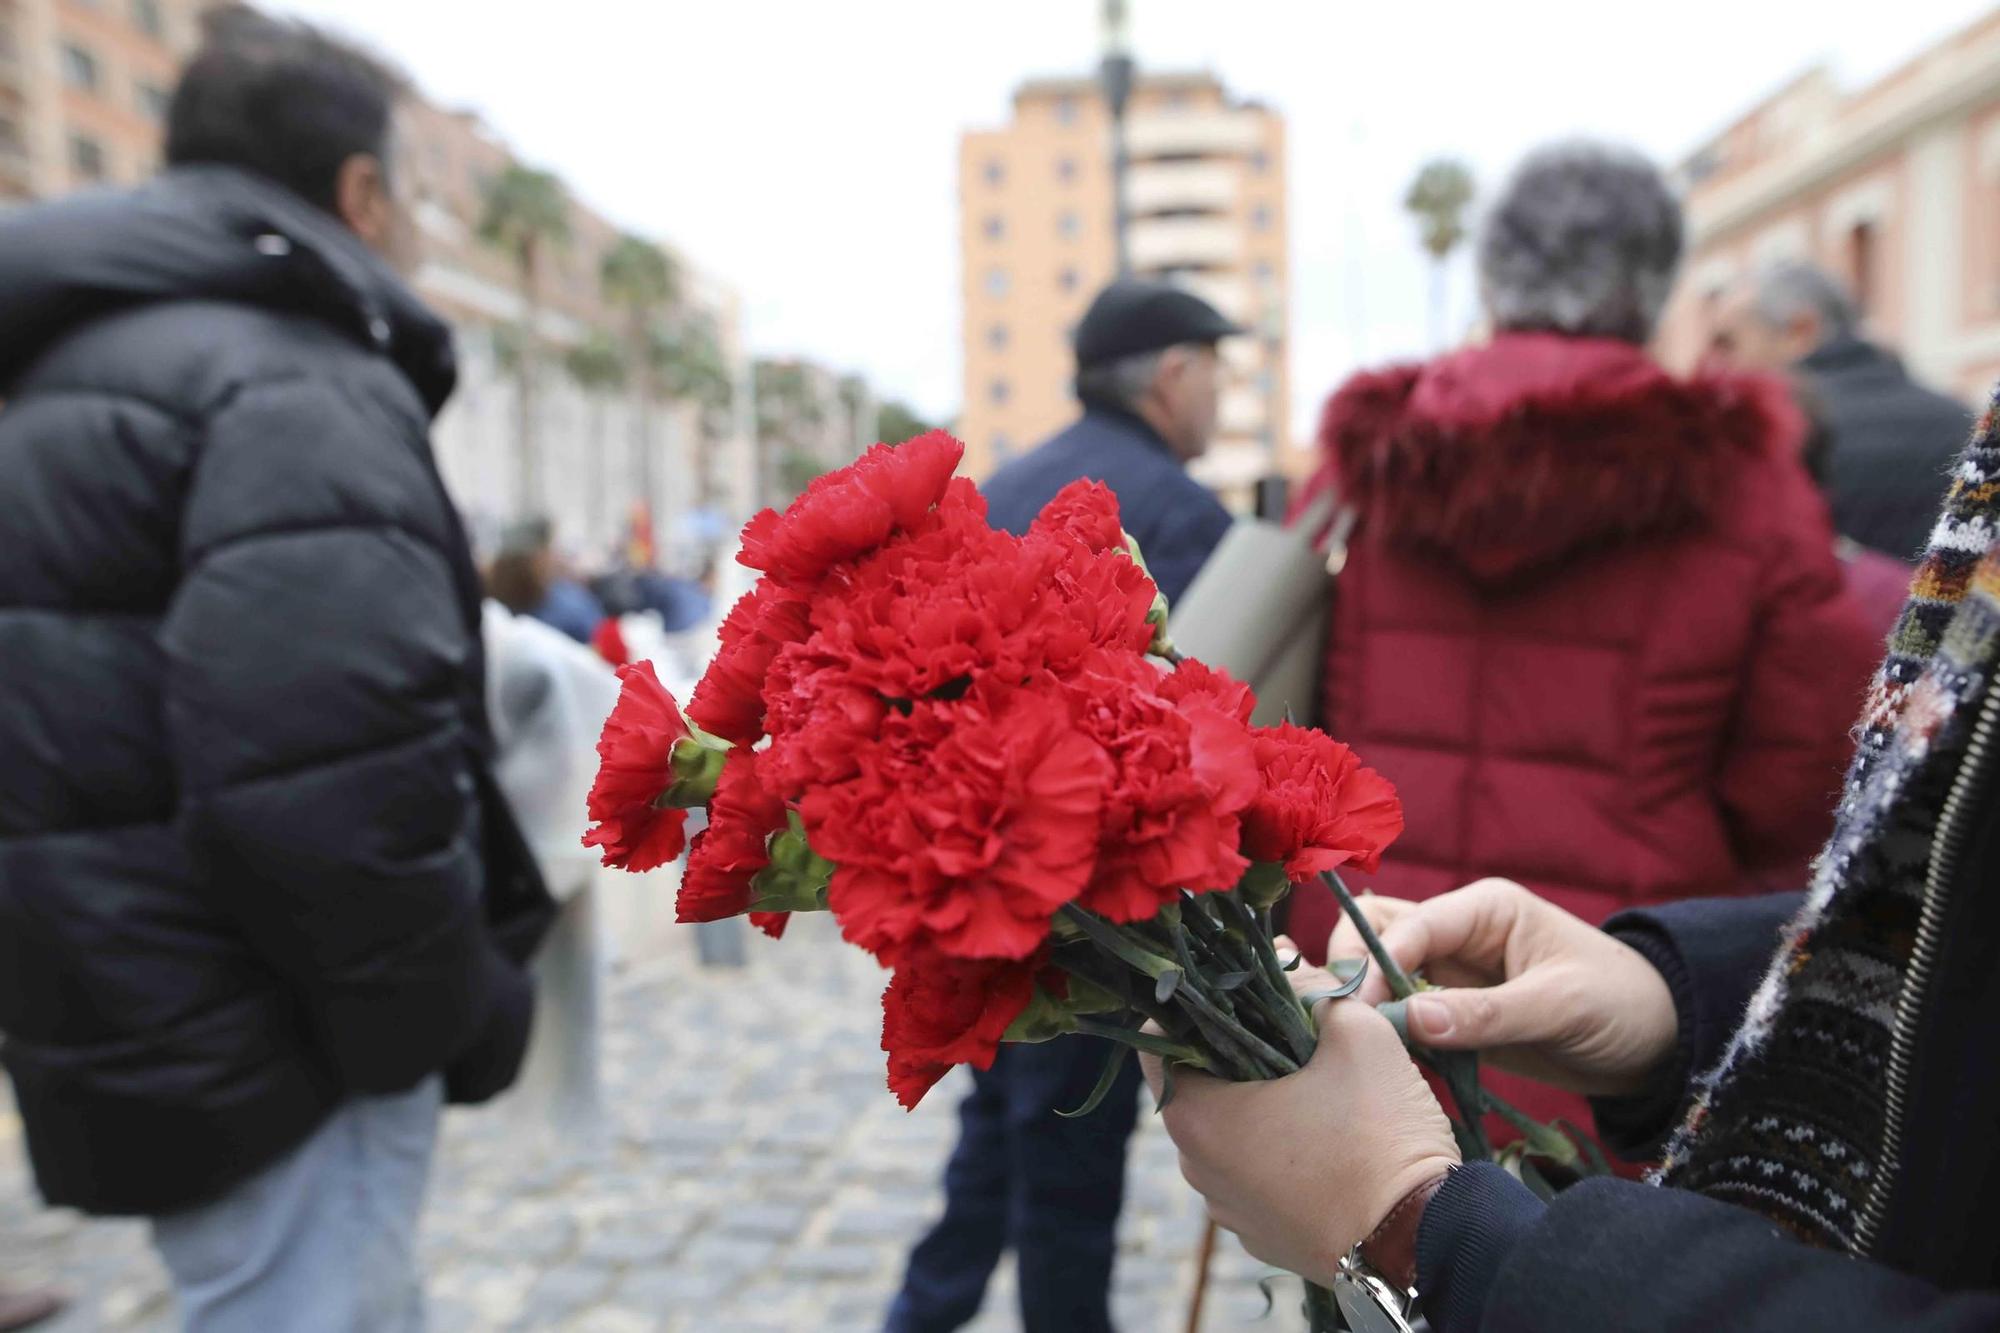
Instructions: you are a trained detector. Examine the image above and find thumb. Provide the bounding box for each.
[1402,976,1559,1051]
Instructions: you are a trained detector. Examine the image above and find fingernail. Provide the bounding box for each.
[1408,995,1452,1040]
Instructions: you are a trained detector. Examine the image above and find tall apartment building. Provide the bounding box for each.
[957,71,1295,509]
[1656,8,2000,404]
[0,1,758,567]
[0,0,201,204]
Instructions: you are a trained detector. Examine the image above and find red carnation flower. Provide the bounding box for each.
[881,945,1041,1109]
[590,616,630,667]
[802,686,1111,961]
[1062,652,1258,922]
[1159,658,1257,725]
[1240,723,1404,880]
[736,430,963,588]
[1029,479,1125,554]
[582,661,693,872]
[677,749,791,938]
[686,582,812,745]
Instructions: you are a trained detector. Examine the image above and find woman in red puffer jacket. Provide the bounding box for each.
[1288,141,1883,1159]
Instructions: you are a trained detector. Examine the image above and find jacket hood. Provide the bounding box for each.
[1313,331,1800,583]
[0,165,454,413]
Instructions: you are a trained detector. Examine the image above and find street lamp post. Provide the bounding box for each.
[1099,0,1134,277]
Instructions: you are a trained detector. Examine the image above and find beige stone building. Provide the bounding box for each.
[0,0,201,203]
[1657,7,2000,404]
[1,1,759,567]
[957,71,1295,508]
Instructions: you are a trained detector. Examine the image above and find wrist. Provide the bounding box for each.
[1357,1158,1455,1291]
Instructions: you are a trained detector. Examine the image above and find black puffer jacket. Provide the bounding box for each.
[0,167,555,1216]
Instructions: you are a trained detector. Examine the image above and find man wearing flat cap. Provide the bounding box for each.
[884,279,1241,1333]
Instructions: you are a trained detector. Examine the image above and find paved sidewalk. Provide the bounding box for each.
[3,913,1305,1332]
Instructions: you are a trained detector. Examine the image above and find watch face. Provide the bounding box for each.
[1332,1272,1415,1333]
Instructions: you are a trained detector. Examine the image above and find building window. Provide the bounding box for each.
[61,43,100,92]
[1059,267,1081,294]
[70,133,106,181]
[1249,149,1270,174]
[983,158,1005,186]
[985,267,1010,298]
[989,379,1011,406]
[992,433,1016,464]
[1057,211,1081,240]
[1057,156,1078,184]
[1251,203,1273,232]
[1055,96,1079,126]
[137,81,171,122]
[1166,91,1192,111]
[983,213,1005,241]
[131,0,165,39]
[1848,220,1878,316]
[987,323,1009,351]
[1253,260,1276,283]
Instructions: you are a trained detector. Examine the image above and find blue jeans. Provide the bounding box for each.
[886,1035,1143,1333]
[150,1077,443,1333]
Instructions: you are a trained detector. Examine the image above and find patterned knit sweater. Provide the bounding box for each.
[1659,392,2000,1250]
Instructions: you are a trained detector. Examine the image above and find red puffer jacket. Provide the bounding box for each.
[1286,333,1883,1154]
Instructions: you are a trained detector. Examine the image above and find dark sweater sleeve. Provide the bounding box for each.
[1589,892,1802,1158]
[1416,1168,2000,1333]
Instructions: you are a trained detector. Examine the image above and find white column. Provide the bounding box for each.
[1906,120,1966,390]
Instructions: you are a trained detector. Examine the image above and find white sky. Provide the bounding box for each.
[278,0,1996,436]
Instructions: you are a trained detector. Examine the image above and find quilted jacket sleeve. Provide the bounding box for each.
[161,372,528,1096]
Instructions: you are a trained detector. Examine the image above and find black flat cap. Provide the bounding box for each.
[1072,279,1244,369]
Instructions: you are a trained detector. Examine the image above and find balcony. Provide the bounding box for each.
[1218,385,1267,436]
[1128,216,1240,271]
[1125,160,1235,215]
[1125,109,1264,160]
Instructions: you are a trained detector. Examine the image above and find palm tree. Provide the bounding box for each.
[876,400,935,446]
[650,316,735,507]
[565,331,627,559]
[478,165,572,517]
[600,234,681,512]
[1403,158,1476,350]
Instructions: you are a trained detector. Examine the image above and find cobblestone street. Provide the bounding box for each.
[4,912,1305,1332]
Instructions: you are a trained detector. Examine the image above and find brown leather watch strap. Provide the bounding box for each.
[1357,1172,1450,1292]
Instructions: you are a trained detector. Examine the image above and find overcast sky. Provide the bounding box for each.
[278,0,1995,434]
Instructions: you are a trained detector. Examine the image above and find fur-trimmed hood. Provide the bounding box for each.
[1312,332,1801,583]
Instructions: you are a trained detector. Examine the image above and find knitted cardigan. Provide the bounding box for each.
[1659,393,2000,1249]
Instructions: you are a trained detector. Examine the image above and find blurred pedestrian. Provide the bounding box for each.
[0,9,552,1331]
[1792,373,1914,639]
[481,599,621,1154]
[487,516,608,644]
[1710,260,1972,557]
[1287,141,1881,1156]
[886,279,1241,1333]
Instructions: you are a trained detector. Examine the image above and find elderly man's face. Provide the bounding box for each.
[1707,284,1822,372]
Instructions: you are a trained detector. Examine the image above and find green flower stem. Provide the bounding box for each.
[1322,869,1418,1000]
[1169,970,1297,1080]
[1061,906,1272,1079]
[1070,1018,1213,1069]
[1210,892,1319,1066]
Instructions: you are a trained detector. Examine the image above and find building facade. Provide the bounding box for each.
[0,0,200,203]
[957,70,1295,508]
[0,0,757,570]
[1657,8,2000,405]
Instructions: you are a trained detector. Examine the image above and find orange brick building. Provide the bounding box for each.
[957,71,1297,508]
[1657,7,2000,404]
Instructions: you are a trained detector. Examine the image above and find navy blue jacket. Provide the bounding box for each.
[981,406,1232,602]
[1417,824,2000,1331]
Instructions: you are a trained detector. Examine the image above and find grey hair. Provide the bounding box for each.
[1075,346,1168,411]
[1751,261,1858,340]
[1478,140,1683,344]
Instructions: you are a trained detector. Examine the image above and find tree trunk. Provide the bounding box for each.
[590,394,610,563]
[1429,255,1448,353]
[516,246,541,519]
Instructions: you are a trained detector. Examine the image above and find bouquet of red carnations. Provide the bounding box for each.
[583,432,1588,1330]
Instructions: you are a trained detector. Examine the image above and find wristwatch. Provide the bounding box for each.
[1332,1172,1449,1332]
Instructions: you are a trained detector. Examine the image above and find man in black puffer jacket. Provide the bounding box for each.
[0,10,551,1328]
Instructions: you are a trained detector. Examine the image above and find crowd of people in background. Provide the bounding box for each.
[1,5,1992,1333]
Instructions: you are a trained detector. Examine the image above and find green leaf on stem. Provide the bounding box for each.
[1056,1042,1134,1119]
[1210,970,1254,992]
[1073,1017,1210,1067]
[1558,1119,1613,1176]
[1154,969,1181,1004]
[747,816,834,914]
[1057,904,1177,979]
